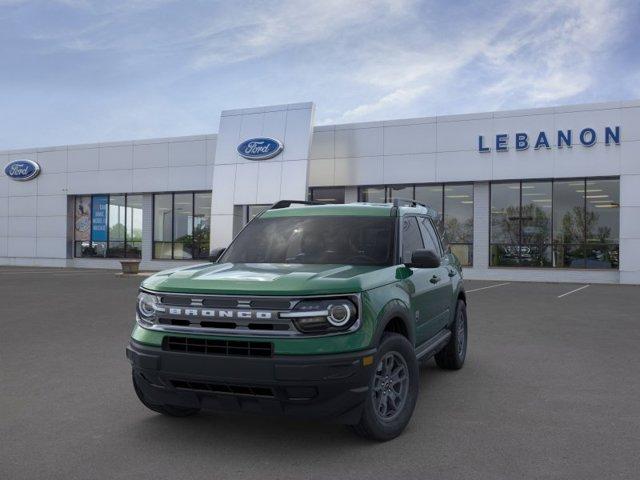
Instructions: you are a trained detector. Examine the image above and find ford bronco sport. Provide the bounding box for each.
[127,199,467,441]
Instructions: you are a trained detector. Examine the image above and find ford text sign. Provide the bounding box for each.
[237,137,283,160]
[4,159,41,181]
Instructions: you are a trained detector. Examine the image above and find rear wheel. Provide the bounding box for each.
[132,371,200,417]
[435,299,467,370]
[350,333,419,441]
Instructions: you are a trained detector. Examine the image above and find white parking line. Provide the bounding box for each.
[466,282,511,293]
[557,284,590,298]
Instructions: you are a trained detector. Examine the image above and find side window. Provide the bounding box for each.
[419,217,442,256]
[401,217,424,263]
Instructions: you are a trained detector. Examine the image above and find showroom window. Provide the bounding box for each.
[245,205,271,223]
[359,185,386,203]
[74,194,143,258]
[489,178,619,269]
[153,192,212,260]
[358,184,474,266]
[309,187,345,204]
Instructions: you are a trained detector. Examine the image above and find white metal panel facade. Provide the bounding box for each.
[1,100,638,283]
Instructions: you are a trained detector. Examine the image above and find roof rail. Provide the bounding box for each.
[269,200,323,210]
[392,198,428,209]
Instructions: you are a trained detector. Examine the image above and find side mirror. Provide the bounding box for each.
[209,247,225,263]
[408,249,440,268]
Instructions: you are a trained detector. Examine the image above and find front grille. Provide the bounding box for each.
[159,295,192,306]
[170,379,274,397]
[201,298,241,308]
[249,298,292,309]
[154,294,295,334]
[163,336,273,357]
[159,295,292,310]
[158,317,292,332]
[146,292,359,337]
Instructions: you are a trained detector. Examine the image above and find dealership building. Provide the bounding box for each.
[1,100,639,284]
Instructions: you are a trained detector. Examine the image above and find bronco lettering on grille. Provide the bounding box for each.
[159,307,273,320]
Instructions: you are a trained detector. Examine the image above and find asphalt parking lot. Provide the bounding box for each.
[1,267,639,480]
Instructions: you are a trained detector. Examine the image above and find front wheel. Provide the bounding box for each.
[350,333,419,441]
[435,299,467,370]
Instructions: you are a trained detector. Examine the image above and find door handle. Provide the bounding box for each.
[430,275,441,284]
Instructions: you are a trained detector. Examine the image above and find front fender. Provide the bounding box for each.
[362,281,414,348]
[371,299,414,347]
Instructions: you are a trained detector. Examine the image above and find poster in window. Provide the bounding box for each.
[91,195,109,242]
[74,196,91,241]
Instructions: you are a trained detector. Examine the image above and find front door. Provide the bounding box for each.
[418,216,452,332]
[400,216,443,345]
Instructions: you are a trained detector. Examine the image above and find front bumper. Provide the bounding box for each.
[126,340,376,424]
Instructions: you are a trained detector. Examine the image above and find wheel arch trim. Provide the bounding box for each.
[371,299,415,347]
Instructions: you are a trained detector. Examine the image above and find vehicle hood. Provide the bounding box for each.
[142,262,397,295]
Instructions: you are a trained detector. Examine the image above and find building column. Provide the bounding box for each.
[619,174,640,284]
[472,182,489,271]
[209,103,315,250]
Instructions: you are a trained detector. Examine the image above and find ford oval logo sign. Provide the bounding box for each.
[4,159,41,181]
[237,137,283,160]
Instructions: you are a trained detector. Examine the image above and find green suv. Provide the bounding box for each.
[127,200,467,441]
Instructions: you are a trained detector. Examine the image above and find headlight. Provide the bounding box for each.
[327,303,352,326]
[136,291,160,326]
[281,298,358,334]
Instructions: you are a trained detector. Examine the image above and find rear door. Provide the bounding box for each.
[418,216,453,332]
[399,216,441,345]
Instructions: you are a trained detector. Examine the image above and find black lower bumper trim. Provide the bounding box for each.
[126,340,376,424]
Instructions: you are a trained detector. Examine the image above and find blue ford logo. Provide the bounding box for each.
[237,137,283,160]
[4,159,41,181]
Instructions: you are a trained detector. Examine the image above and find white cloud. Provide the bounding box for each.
[332,0,625,122]
[339,85,428,121]
[1,0,634,149]
[480,0,623,105]
[190,0,415,69]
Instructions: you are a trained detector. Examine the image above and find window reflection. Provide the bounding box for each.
[490,178,619,269]
[125,195,143,258]
[108,195,126,257]
[309,187,345,204]
[359,186,386,203]
[553,180,585,244]
[247,205,270,222]
[74,194,143,259]
[520,181,552,267]
[415,185,443,214]
[490,182,520,245]
[585,179,619,244]
[154,194,172,259]
[415,185,444,233]
[153,192,212,260]
[193,193,212,260]
[358,182,473,266]
[445,184,473,243]
[173,193,193,259]
[387,185,413,201]
[444,184,473,266]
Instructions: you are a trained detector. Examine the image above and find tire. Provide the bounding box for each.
[350,333,419,441]
[435,299,467,370]
[132,371,200,417]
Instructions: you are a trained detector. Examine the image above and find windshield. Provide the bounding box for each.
[220,216,396,266]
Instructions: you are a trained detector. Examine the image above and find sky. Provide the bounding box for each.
[1,0,639,150]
